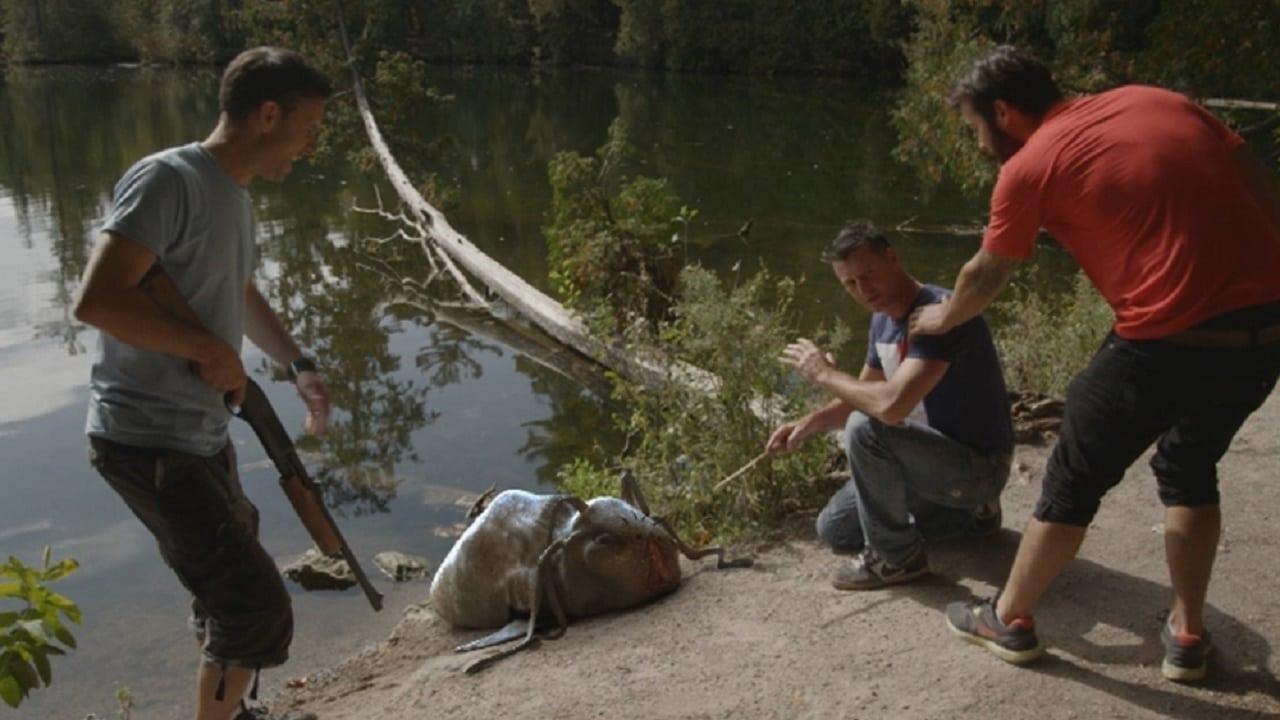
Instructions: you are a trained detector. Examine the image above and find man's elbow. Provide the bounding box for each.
[871,400,910,426]
[72,291,96,325]
[72,288,110,328]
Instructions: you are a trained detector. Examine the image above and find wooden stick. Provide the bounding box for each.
[1202,98,1279,112]
[712,451,771,492]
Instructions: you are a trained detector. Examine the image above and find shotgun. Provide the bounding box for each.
[139,265,384,611]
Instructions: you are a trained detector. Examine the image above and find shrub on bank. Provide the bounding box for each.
[993,271,1112,398]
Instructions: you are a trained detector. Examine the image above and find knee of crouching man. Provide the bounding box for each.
[842,411,880,451]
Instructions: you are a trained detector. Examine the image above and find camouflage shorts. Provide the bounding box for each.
[89,437,292,669]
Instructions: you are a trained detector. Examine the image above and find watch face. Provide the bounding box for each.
[288,357,317,381]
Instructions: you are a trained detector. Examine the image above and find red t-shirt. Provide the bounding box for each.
[982,85,1280,339]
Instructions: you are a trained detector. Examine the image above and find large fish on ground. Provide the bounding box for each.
[428,473,752,673]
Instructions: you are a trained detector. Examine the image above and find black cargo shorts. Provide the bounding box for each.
[89,437,292,669]
[1036,301,1280,526]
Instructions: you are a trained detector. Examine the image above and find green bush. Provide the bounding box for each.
[0,548,81,708]
[545,118,684,336]
[993,271,1112,398]
[563,265,850,541]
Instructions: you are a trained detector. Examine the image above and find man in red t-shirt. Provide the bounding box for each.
[910,46,1280,682]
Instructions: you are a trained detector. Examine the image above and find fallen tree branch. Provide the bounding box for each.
[1202,98,1280,112]
[333,8,733,399]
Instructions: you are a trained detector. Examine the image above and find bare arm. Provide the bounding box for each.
[804,354,947,426]
[244,280,331,435]
[73,232,245,396]
[244,281,306,366]
[908,249,1021,336]
[766,365,883,453]
[1234,144,1280,237]
[780,339,948,424]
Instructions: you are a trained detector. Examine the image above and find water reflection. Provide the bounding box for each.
[0,64,1083,716]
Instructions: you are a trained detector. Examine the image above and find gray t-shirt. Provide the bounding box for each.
[86,142,256,455]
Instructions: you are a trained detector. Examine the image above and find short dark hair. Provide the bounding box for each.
[950,45,1062,125]
[219,47,333,120]
[821,220,890,262]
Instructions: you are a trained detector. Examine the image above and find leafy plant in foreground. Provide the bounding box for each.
[0,547,81,708]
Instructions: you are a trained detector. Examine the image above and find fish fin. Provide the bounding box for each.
[464,485,498,524]
[619,470,651,515]
[455,618,531,652]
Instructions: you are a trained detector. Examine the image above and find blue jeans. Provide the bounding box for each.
[815,412,1011,565]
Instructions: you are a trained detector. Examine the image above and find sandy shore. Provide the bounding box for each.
[263,392,1280,720]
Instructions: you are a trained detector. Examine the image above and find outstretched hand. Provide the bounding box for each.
[779,338,834,385]
[294,371,331,436]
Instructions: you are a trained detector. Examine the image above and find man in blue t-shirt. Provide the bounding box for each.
[73,48,333,720]
[769,220,1014,590]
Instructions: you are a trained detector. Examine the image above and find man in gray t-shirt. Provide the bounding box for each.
[74,47,333,720]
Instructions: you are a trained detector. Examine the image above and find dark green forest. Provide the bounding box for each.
[4,1,1276,189]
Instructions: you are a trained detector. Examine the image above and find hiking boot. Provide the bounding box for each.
[946,596,1043,665]
[831,544,929,590]
[1161,621,1211,682]
[966,499,1003,538]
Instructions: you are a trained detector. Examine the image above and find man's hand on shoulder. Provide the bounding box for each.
[908,301,955,337]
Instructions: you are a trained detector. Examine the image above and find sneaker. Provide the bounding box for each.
[946,596,1043,665]
[831,544,929,590]
[966,499,1003,538]
[1161,621,1211,682]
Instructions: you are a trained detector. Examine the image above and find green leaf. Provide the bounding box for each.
[0,583,20,599]
[0,675,20,707]
[51,625,75,650]
[31,650,50,686]
[8,656,38,691]
[19,620,48,643]
[40,559,79,582]
[0,612,17,628]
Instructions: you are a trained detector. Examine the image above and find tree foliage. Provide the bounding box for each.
[546,125,851,539]
[559,264,851,540]
[612,0,911,78]
[893,0,1280,194]
[993,271,1112,397]
[544,118,685,335]
[0,548,81,709]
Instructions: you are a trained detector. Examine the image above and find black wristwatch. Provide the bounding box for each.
[286,356,318,383]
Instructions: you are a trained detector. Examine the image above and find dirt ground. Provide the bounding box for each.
[264,391,1280,720]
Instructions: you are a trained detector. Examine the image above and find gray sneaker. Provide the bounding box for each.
[1161,621,1211,682]
[832,544,929,590]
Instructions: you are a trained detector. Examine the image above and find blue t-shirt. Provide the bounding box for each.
[86,143,256,455]
[866,285,1014,453]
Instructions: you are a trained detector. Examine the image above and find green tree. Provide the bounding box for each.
[544,118,684,335]
[0,0,127,62]
[560,264,851,539]
[893,0,1280,194]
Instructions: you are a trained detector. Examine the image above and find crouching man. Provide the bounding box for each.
[769,220,1014,590]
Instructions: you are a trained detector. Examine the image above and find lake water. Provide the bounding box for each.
[0,65,1072,718]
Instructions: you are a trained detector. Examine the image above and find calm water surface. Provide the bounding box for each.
[0,65,1072,718]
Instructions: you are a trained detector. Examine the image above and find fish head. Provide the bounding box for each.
[573,498,682,606]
